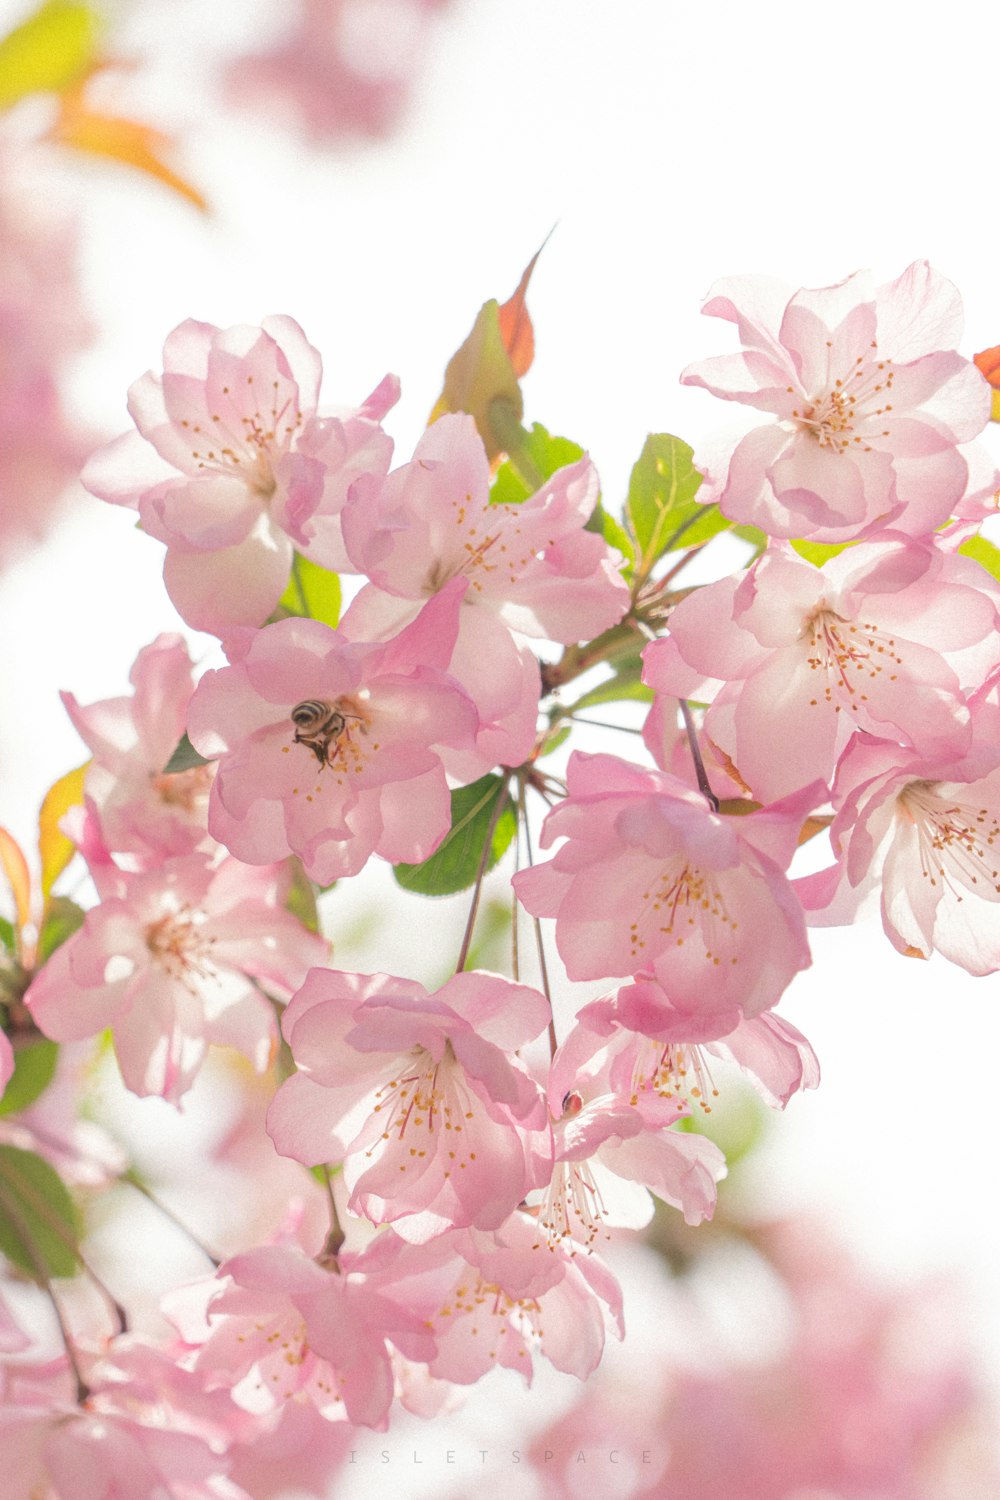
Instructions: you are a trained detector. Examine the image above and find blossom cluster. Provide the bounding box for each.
[1,261,998,1496]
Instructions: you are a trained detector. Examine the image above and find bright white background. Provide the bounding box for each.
[2,0,1000,1491]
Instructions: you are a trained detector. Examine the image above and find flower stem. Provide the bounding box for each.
[454,777,512,973]
[679,699,719,813]
[121,1169,220,1266]
[317,1163,345,1270]
[0,1184,89,1402]
[519,775,558,1058]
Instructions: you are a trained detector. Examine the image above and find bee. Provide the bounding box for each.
[290,699,359,768]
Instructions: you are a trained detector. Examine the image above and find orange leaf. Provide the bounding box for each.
[49,99,207,211]
[974,345,1000,388]
[497,232,553,380]
[0,828,32,932]
[39,763,87,903]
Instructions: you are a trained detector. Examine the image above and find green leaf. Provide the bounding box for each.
[491,424,585,505]
[394,775,516,896]
[0,1039,59,1117]
[0,1144,80,1279]
[162,733,212,775]
[279,554,341,629]
[626,434,729,577]
[567,672,653,715]
[0,1,99,111]
[790,538,853,567]
[36,896,85,964]
[585,500,635,573]
[285,858,321,935]
[959,533,1000,584]
[0,916,14,955]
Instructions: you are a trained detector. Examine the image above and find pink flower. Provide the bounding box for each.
[165,1241,438,1431]
[379,1218,624,1385]
[513,752,815,1032]
[646,537,1000,802]
[63,634,212,862]
[575,992,819,1113]
[82,316,398,633]
[798,717,1000,974]
[681,261,991,541]
[186,588,481,885]
[535,1019,725,1247]
[341,413,629,777]
[25,854,326,1103]
[267,967,552,1241]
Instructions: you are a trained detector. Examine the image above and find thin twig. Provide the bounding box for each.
[121,1170,220,1266]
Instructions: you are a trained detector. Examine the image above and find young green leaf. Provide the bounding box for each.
[0,1039,59,1117]
[36,896,85,964]
[394,775,516,896]
[279,554,341,628]
[959,533,1000,584]
[0,1,99,111]
[491,423,585,505]
[162,734,213,775]
[626,434,728,578]
[0,1144,80,1280]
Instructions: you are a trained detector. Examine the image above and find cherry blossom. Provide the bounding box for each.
[535,1023,725,1247]
[267,967,552,1240]
[25,854,326,1103]
[186,588,481,884]
[165,1241,437,1430]
[646,536,1000,802]
[341,413,629,777]
[82,316,398,633]
[797,721,1000,973]
[379,1218,624,1385]
[681,261,991,541]
[570,992,820,1117]
[62,634,212,863]
[513,752,816,1032]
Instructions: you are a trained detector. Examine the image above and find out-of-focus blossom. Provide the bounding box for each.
[513,752,815,1034]
[682,261,991,542]
[186,590,482,885]
[342,412,628,777]
[63,633,212,863]
[0,147,92,568]
[267,967,552,1240]
[1,1340,252,1500]
[25,854,326,1103]
[0,1030,12,1099]
[227,0,452,144]
[83,316,397,633]
[646,537,1000,802]
[529,1217,1000,1500]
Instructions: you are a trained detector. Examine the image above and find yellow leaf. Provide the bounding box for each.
[992,389,1000,424]
[49,101,208,211]
[0,0,98,110]
[38,763,87,902]
[0,828,32,932]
